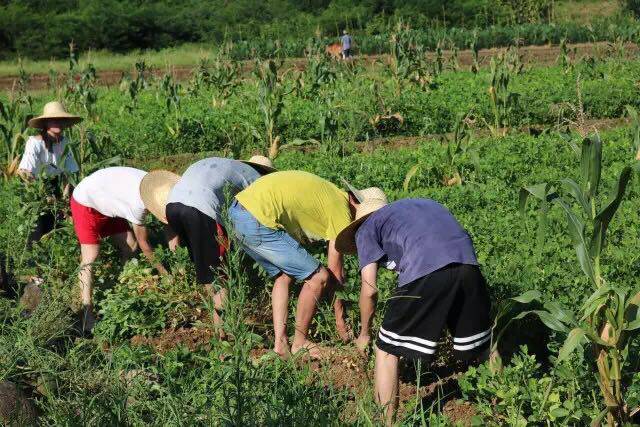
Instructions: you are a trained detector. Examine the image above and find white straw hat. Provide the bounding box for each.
[241,155,276,175]
[335,198,388,254]
[341,177,387,203]
[28,101,82,129]
[139,170,181,224]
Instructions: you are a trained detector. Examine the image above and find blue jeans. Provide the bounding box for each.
[229,200,320,280]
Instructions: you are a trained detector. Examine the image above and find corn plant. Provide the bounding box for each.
[157,74,186,138]
[520,134,640,426]
[253,59,290,159]
[470,32,481,75]
[63,43,99,122]
[119,60,151,114]
[388,22,430,92]
[0,94,33,181]
[625,105,640,161]
[303,36,336,97]
[485,54,519,137]
[64,129,121,186]
[558,38,576,73]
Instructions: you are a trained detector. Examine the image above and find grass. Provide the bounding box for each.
[553,0,621,22]
[0,43,219,78]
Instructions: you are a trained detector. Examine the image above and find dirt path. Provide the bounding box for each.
[2,41,636,92]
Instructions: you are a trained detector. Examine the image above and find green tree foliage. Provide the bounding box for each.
[0,0,569,60]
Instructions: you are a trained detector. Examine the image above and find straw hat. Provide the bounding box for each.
[28,101,82,129]
[241,155,276,175]
[341,178,387,203]
[139,170,181,224]
[335,198,388,254]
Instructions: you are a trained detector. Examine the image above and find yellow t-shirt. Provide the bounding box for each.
[235,170,351,244]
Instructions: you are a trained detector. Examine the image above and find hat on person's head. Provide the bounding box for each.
[139,170,181,224]
[335,198,388,254]
[28,101,82,129]
[241,155,276,175]
[343,29,348,34]
[341,177,387,203]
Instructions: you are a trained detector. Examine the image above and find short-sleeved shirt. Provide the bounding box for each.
[18,135,79,177]
[167,157,261,222]
[235,170,351,244]
[356,198,478,288]
[341,34,352,50]
[72,167,148,225]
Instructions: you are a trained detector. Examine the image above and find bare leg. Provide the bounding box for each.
[203,284,228,337]
[78,244,100,332]
[272,274,293,357]
[291,267,329,358]
[375,346,399,426]
[110,231,137,261]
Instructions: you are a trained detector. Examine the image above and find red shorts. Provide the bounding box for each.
[70,197,131,244]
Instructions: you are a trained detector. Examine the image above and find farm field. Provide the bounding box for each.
[2,20,640,426]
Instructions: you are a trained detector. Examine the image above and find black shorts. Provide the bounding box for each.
[166,202,226,285]
[376,263,491,362]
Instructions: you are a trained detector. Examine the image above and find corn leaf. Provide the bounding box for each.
[558,328,586,362]
[555,199,595,285]
[580,134,601,200]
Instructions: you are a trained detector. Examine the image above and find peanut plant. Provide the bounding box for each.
[520,134,640,426]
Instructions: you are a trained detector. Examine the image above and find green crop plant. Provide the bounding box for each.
[485,53,519,137]
[470,32,481,74]
[558,38,576,73]
[119,61,151,114]
[625,105,640,161]
[303,36,336,97]
[0,95,33,181]
[65,129,121,186]
[388,21,431,92]
[520,135,640,426]
[158,74,188,138]
[63,44,99,122]
[253,59,290,159]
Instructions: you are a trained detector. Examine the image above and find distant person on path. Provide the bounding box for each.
[71,166,174,332]
[18,101,80,246]
[335,198,491,424]
[140,156,275,332]
[341,29,353,60]
[229,170,385,358]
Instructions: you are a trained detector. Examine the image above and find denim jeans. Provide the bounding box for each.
[229,200,320,280]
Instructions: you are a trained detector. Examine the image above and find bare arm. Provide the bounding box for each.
[327,240,344,285]
[356,262,378,351]
[327,240,351,341]
[164,224,180,252]
[132,224,168,275]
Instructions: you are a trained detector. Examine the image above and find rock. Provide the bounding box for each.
[19,283,42,316]
[0,381,37,425]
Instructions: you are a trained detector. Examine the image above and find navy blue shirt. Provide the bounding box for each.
[355,198,478,287]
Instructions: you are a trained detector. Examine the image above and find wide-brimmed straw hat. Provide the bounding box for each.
[28,101,82,129]
[139,170,181,224]
[335,198,388,254]
[341,178,387,203]
[241,155,276,175]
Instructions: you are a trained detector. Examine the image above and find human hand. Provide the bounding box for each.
[354,334,371,354]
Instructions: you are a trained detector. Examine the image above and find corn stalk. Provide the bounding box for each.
[519,135,640,426]
[388,22,431,93]
[485,54,519,137]
[254,59,289,159]
[0,95,33,181]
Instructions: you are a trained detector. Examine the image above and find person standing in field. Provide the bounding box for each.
[335,197,491,424]
[140,156,275,332]
[17,101,81,246]
[229,170,385,358]
[341,29,353,60]
[71,166,176,331]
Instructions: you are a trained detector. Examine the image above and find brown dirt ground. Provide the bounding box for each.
[130,326,214,353]
[2,41,635,91]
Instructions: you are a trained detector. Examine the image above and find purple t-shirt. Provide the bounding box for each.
[355,198,478,287]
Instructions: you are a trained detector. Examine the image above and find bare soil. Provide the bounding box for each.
[130,326,214,353]
[2,41,635,91]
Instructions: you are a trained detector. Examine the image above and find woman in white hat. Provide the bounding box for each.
[140,155,275,331]
[335,198,490,424]
[18,101,81,244]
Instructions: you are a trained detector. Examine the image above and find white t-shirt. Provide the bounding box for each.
[18,135,79,177]
[72,167,148,225]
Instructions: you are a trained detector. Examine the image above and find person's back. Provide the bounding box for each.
[355,198,478,287]
[168,157,260,222]
[341,33,351,50]
[235,170,350,243]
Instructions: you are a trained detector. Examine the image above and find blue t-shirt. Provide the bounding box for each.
[341,35,352,50]
[167,157,260,222]
[355,198,478,287]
